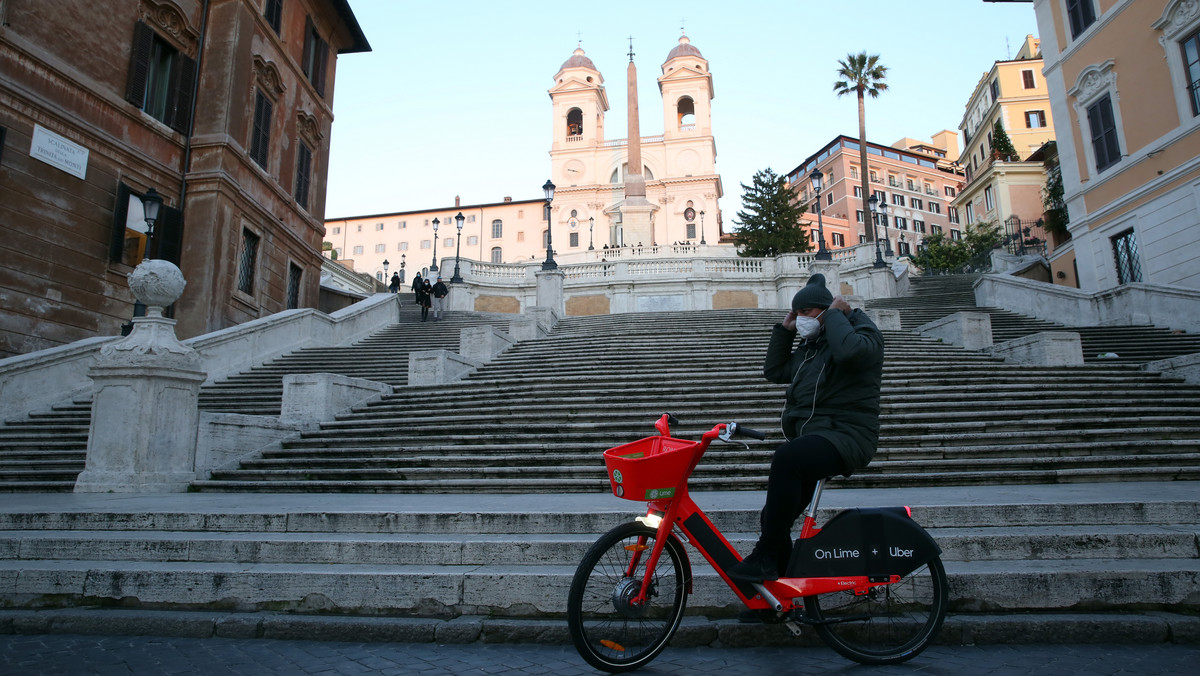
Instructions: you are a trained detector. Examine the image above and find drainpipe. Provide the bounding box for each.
[178,0,210,212]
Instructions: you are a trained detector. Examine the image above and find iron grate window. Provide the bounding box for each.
[238,229,260,295]
[1111,229,1142,284]
[1183,29,1200,116]
[286,263,301,309]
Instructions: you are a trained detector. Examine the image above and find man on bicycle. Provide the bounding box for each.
[728,273,885,583]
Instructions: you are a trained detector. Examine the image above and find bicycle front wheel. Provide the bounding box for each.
[566,522,689,673]
[806,555,948,665]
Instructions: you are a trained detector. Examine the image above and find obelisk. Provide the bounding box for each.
[621,38,655,247]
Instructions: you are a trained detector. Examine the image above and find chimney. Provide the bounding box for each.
[455,195,461,207]
[504,196,512,203]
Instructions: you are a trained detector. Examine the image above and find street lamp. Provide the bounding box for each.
[451,211,465,283]
[810,169,831,260]
[541,179,557,270]
[899,232,907,257]
[399,254,405,284]
[382,259,389,288]
[588,216,594,250]
[430,218,440,272]
[141,187,164,261]
[878,199,891,257]
[868,194,886,268]
[699,210,706,245]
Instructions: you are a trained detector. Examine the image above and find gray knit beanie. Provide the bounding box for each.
[791,274,833,310]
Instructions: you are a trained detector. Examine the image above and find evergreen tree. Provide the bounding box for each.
[732,168,812,257]
[992,120,1018,161]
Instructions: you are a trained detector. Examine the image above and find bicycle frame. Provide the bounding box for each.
[621,422,901,616]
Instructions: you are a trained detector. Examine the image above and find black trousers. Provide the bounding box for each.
[760,434,847,545]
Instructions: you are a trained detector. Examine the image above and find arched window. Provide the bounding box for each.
[490,247,502,263]
[491,219,503,238]
[566,108,583,136]
[609,163,656,183]
[677,96,695,129]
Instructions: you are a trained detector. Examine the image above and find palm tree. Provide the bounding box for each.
[834,53,889,243]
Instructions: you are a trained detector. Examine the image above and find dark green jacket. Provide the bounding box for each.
[762,308,884,473]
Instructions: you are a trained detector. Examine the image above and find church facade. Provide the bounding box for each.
[548,35,724,250]
[324,35,726,279]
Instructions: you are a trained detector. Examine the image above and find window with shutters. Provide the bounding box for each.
[1087,94,1121,172]
[250,90,272,169]
[302,16,330,97]
[237,229,260,295]
[294,142,312,210]
[264,0,283,36]
[125,21,196,133]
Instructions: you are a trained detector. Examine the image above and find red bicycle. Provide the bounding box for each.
[567,414,948,672]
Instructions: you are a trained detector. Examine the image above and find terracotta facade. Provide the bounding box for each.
[0,0,368,358]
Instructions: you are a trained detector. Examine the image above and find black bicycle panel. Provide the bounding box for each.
[786,507,941,579]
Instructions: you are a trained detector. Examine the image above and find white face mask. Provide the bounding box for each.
[795,311,824,339]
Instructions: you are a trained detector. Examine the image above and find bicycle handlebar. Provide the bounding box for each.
[728,422,766,440]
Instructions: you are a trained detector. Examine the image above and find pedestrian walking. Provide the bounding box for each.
[431,276,449,321]
[418,278,432,321]
[410,273,423,305]
[388,273,400,294]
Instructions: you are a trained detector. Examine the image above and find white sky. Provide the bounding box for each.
[325,0,1040,225]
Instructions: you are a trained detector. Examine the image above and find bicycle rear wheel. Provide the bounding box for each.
[805,555,948,665]
[567,522,689,673]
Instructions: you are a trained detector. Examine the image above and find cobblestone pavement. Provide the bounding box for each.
[1,635,1197,675]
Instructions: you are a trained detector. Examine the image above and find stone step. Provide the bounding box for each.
[1,524,1194,568]
[0,557,1195,616]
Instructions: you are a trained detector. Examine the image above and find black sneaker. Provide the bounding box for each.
[727,543,779,583]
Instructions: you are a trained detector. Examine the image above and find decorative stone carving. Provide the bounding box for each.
[297,111,324,145]
[253,54,286,99]
[99,259,197,368]
[129,258,186,311]
[1154,0,1200,39]
[137,0,200,57]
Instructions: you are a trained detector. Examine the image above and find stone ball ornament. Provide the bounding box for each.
[129,259,186,312]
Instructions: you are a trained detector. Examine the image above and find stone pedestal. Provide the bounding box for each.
[535,269,565,317]
[620,199,656,250]
[918,312,994,351]
[76,259,206,493]
[989,331,1083,366]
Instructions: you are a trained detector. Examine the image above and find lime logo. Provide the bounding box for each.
[644,487,676,500]
[612,469,624,484]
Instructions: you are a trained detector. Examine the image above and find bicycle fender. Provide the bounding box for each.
[785,507,940,579]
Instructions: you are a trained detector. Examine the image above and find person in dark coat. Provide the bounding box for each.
[727,274,885,583]
[388,272,400,293]
[410,273,423,305]
[418,278,433,321]
[431,276,449,321]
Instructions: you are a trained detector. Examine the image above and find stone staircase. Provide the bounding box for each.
[0,304,508,491]
[870,274,1200,363]
[0,484,1195,621]
[189,306,1200,492]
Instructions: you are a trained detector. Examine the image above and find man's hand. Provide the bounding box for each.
[829,296,852,316]
[782,310,797,331]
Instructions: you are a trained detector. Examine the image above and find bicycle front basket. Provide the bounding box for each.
[603,436,699,501]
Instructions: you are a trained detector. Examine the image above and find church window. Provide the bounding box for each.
[677,96,696,129]
[566,108,583,136]
[569,232,579,247]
